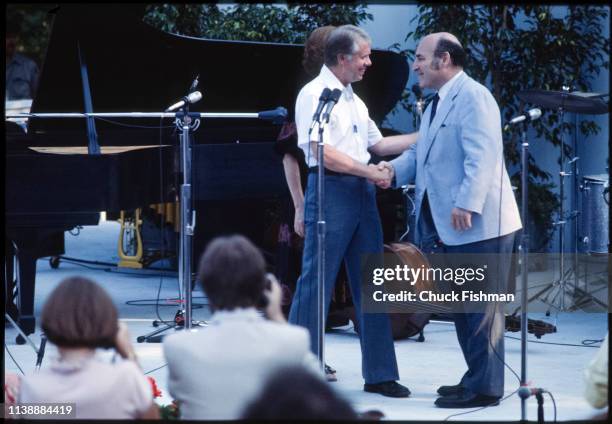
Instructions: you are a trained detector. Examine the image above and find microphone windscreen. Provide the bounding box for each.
[319,87,332,101]
[412,83,422,98]
[188,91,203,102]
[330,88,342,103]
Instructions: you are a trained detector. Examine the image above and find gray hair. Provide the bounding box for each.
[324,25,371,67]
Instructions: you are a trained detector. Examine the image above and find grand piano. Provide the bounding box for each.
[5,4,409,337]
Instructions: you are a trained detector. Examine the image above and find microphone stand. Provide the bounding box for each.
[516,121,546,421]
[312,89,340,370]
[138,105,204,342]
[400,95,423,242]
[518,123,531,421]
[316,114,326,371]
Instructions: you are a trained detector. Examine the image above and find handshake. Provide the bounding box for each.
[367,161,394,189]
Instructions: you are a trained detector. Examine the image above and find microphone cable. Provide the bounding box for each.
[144,363,168,375]
[4,343,25,375]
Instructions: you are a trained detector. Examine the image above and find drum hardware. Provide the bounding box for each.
[517,89,609,115]
[505,314,557,339]
[399,184,416,243]
[517,86,609,314]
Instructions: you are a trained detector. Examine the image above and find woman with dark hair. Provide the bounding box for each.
[17,276,159,420]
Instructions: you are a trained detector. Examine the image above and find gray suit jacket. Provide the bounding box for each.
[163,308,321,420]
[392,72,521,245]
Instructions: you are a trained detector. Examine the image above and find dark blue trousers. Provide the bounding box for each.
[289,173,399,384]
[419,195,515,397]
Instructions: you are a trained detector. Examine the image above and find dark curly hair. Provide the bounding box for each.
[302,26,336,77]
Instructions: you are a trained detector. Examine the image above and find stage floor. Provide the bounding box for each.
[4,220,609,421]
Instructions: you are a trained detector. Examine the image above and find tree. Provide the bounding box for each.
[394,5,610,251]
[143,3,372,43]
[6,4,56,67]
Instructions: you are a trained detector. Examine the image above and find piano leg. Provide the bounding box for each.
[10,250,38,334]
[14,250,38,337]
[7,229,65,340]
[4,238,19,321]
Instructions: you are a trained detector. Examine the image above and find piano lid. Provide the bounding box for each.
[29,4,409,146]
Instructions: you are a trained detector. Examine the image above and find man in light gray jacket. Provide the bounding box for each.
[163,235,321,420]
[378,32,521,408]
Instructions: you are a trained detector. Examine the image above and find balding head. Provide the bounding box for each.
[430,32,465,68]
[413,32,466,89]
[430,32,462,47]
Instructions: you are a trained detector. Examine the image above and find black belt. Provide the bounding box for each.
[308,167,345,177]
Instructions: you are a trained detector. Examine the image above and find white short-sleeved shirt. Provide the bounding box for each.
[18,353,153,419]
[295,65,383,167]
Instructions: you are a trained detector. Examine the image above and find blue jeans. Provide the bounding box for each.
[289,173,399,384]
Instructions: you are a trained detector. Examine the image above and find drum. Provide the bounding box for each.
[581,174,609,254]
[384,242,435,340]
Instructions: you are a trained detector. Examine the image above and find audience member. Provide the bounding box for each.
[6,19,39,100]
[584,333,608,416]
[242,365,358,420]
[163,235,321,420]
[17,276,159,420]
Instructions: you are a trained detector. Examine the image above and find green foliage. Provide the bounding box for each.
[397,5,609,251]
[6,3,371,67]
[158,402,179,420]
[143,3,372,44]
[6,4,57,67]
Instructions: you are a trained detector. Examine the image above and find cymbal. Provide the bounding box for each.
[518,89,609,114]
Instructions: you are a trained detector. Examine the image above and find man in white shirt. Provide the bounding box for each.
[289,25,414,398]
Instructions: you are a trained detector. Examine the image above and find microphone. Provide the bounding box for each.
[412,83,424,117]
[36,336,48,370]
[412,83,423,99]
[188,75,199,93]
[506,108,542,127]
[165,91,203,112]
[309,88,332,135]
[518,386,544,399]
[320,89,343,124]
[258,107,288,124]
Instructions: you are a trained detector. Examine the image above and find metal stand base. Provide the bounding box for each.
[137,310,207,343]
[527,257,607,313]
[5,313,47,369]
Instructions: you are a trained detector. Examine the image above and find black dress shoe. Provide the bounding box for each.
[437,383,465,396]
[435,392,500,408]
[364,381,411,398]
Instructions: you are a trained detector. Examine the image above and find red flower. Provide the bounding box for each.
[147,376,163,398]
